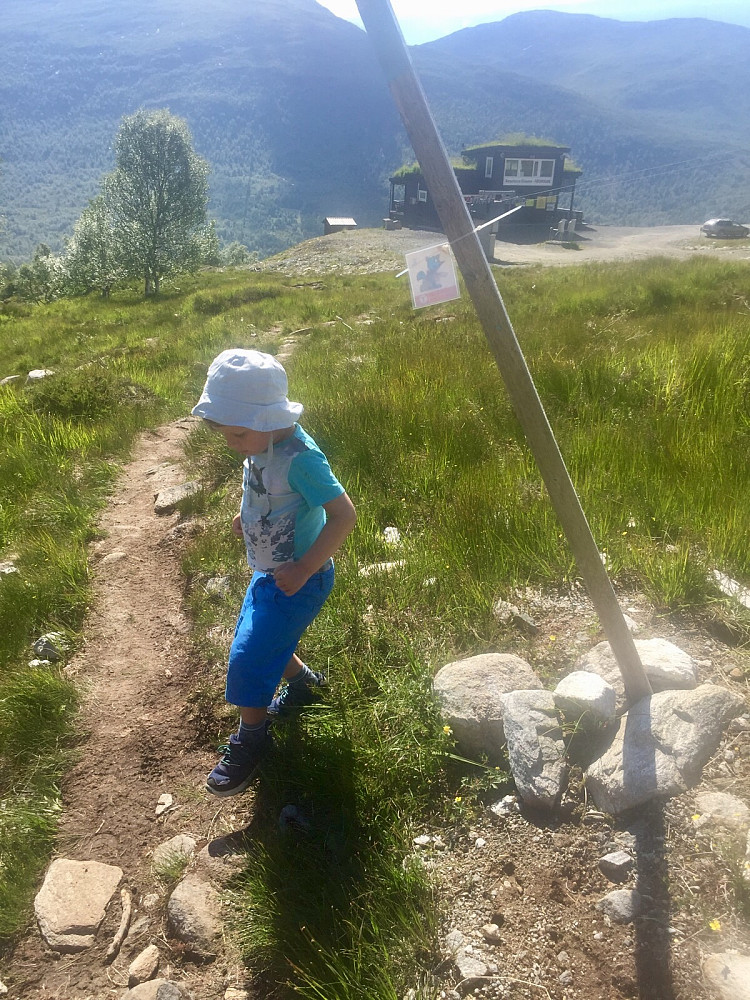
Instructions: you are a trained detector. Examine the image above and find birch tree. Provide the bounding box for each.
[108,109,213,295]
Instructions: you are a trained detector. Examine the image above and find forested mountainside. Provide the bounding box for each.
[2,0,749,261]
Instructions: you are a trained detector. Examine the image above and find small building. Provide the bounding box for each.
[388,139,582,236]
[323,217,357,235]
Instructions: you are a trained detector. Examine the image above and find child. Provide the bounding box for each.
[192,349,356,797]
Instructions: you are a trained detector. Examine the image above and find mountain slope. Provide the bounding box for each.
[1,3,749,261]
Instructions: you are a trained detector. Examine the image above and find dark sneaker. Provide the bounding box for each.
[205,730,271,797]
[268,671,327,717]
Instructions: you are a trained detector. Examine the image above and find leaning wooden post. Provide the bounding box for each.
[355,0,652,703]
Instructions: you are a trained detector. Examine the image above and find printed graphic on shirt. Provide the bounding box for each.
[240,428,341,572]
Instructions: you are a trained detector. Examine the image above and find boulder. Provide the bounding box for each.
[586,684,744,814]
[576,637,698,710]
[553,670,616,728]
[702,952,750,1000]
[501,690,568,810]
[433,653,542,760]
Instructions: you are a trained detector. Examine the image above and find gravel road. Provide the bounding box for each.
[259,223,750,277]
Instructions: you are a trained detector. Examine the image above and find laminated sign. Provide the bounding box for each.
[405,243,460,309]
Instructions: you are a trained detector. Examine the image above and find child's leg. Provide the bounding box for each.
[206,566,334,795]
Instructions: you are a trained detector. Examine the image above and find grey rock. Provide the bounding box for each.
[558,970,574,986]
[575,638,698,709]
[121,980,192,1000]
[205,576,231,598]
[489,795,519,818]
[481,922,502,944]
[0,374,22,386]
[501,689,568,810]
[598,850,633,881]
[128,944,161,986]
[433,653,542,760]
[153,834,197,869]
[444,929,465,954]
[0,561,19,576]
[693,791,750,832]
[712,569,750,610]
[586,685,744,814]
[454,951,488,990]
[596,888,642,924]
[702,951,750,1000]
[32,632,68,662]
[154,481,202,515]
[729,715,750,735]
[167,875,222,955]
[492,599,538,634]
[194,838,247,887]
[0,978,7,995]
[34,858,122,952]
[554,670,617,728]
[224,990,251,1000]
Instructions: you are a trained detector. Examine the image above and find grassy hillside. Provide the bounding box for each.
[2,253,750,975]
[2,3,750,262]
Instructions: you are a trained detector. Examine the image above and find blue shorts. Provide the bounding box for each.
[225,561,335,708]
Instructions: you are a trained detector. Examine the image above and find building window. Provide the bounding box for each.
[485,156,494,179]
[503,158,555,187]
[418,188,428,202]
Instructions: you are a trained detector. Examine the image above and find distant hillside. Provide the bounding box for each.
[1,2,749,261]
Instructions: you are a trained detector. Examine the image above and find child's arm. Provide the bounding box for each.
[273,492,356,596]
[231,512,243,538]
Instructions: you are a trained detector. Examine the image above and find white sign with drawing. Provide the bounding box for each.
[405,243,460,309]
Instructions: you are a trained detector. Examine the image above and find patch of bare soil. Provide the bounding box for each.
[5,420,258,1000]
[421,584,750,1000]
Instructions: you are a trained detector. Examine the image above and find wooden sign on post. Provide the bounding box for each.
[355,0,652,703]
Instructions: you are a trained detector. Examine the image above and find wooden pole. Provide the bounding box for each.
[355,0,652,703]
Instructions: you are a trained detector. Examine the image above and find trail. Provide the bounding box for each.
[7,419,249,1000]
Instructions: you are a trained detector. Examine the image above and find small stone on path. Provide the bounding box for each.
[34,858,123,952]
[153,834,197,868]
[154,481,202,515]
[598,850,633,881]
[167,875,222,956]
[121,979,191,999]
[155,793,174,816]
[596,888,642,924]
[128,943,160,986]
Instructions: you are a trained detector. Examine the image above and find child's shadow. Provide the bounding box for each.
[207,712,361,989]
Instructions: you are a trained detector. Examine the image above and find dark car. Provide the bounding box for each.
[700,218,749,239]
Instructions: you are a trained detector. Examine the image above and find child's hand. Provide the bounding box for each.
[231,513,243,538]
[273,561,310,596]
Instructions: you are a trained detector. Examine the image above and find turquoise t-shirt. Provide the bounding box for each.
[240,424,344,572]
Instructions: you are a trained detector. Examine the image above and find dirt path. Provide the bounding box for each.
[8,420,247,1000]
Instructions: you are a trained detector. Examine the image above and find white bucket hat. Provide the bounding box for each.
[192,349,303,431]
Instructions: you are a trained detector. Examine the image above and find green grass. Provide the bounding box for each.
[179,255,750,996]
[1,255,749,989]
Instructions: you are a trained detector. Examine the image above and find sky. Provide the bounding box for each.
[316,0,750,43]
